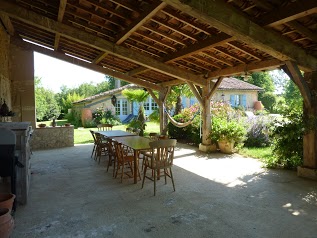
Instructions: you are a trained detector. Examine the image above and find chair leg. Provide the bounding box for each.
[153,169,156,196]
[170,168,175,192]
[141,166,147,188]
[164,168,167,185]
[106,154,112,172]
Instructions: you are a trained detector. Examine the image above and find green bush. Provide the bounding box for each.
[269,108,304,169]
[210,116,247,149]
[167,104,201,145]
[65,110,82,127]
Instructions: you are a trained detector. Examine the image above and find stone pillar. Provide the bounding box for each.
[0,24,11,109]
[298,71,317,180]
[10,44,36,129]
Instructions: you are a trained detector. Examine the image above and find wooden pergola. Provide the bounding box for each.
[0,0,317,179]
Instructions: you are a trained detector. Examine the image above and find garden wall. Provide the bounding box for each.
[30,126,74,150]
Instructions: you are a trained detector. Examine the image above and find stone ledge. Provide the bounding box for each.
[297,166,317,180]
[31,126,74,150]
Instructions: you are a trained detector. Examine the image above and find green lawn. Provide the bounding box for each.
[74,122,160,144]
[239,147,275,164]
[37,120,160,144]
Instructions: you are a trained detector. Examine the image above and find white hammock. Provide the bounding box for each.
[164,106,199,128]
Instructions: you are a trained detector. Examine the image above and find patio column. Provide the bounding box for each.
[283,61,317,180]
[299,71,317,180]
[148,87,169,135]
[188,77,223,152]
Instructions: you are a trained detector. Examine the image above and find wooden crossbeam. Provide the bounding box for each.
[115,2,166,44]
[283,61,312,108]
[54,0,67,51]
[11,38,164,92]
[207,59,283,78]
[0,13,14,36]
[0,0,206,87]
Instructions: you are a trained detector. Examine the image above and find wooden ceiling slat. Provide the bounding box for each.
[161,0,317,71]
[151,17,198,42]
[141,24,186,46]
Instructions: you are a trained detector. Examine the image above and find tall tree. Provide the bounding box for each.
[169,84,193,115]
[122,89,149,136]
[35,76,60,121]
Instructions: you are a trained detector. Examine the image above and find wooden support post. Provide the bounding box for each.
[298,71,317,180]
[197,77,223,152]
[158,87,169,135]
[283,62,317,179]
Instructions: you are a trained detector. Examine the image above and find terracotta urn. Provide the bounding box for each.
[0,193,15,212]
[218,140,235,154]
[0,208,14,238]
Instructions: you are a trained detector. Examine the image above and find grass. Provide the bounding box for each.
[74,122,160,144]
[239,147,273,162]
[37,120,160,144]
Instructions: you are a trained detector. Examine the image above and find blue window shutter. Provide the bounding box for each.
[230,95,235,107]
[242,95,247,108]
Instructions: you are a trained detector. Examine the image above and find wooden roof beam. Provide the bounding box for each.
[0,0,206,87]
[10,38,164,92]
[207,59,284,78]
[115,2,166,45]
[54,0,67,51]
[161,0,317,71]
[260,0,317,27]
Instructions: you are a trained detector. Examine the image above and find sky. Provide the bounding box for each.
[34,52,106,93]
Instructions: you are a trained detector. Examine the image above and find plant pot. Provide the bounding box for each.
[38,123,46,128]
[218,140,235,154]
[0,208,14,238]
[0,193,15,212]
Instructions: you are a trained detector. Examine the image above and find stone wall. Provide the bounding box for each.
[0,24,11,107]
[30,126,74,150]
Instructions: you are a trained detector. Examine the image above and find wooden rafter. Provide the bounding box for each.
[115,2,166,44]
[0,0,206,87]
[226,41,264,61]
[161,0,317,71]
[208,59,284,78]
[286,21,317,43]
[127,33,233,77]
[54,0,67,51]
[260,0,317,27]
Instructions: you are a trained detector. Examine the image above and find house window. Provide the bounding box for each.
[230,94,247,108]
[122,100,128,115]
[151,100,158,110]
[144,100,150,111]
[115,99,128,115]
[115,101,120,115]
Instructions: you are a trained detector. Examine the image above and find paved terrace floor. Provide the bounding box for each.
[11,143,317,238]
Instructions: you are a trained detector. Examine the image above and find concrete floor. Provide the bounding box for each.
[10,143,317,238]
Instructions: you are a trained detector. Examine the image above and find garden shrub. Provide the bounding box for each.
[92,107,121,126]
[167,104,201,145]
[269,108,305,169]
[244,116,272,147]
[65,110,82,127]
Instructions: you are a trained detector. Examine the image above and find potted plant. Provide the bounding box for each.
[210,117,247,154]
